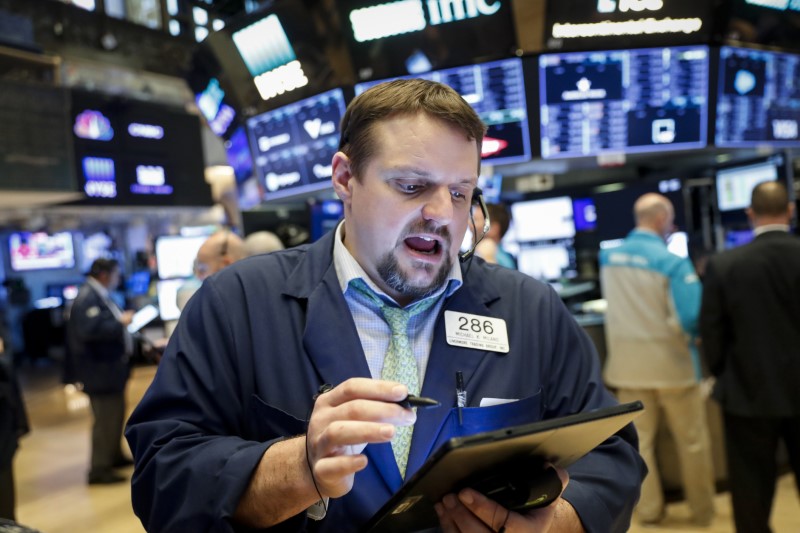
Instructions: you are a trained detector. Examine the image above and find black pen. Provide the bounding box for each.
[456,371,466,425]
[396,395,441,409]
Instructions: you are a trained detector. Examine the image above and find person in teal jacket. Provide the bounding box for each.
[599,193,714,527]
[127,79,645,533]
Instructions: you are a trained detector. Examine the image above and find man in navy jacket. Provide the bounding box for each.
[127,79,645,532]
[69,258,134,484]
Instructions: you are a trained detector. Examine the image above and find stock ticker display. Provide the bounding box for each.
[539,45,709,159]
[246,88,347,201]
[355,57,532,166]
[716,46,800,147]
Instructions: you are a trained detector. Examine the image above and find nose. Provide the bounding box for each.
[421,186,454,226]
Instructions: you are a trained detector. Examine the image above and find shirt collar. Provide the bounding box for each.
[332,221,462,306]
[753,224,790,236]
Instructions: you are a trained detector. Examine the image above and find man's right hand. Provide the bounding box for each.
[234,377,418,528]
[306,377,417,498]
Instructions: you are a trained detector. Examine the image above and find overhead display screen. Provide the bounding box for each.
[70,90,212,207]
[337,0,517,81]
[544,0,713,51]
[355,57,532,165]
[246,88,347,201]
[715,46,800,147]
[539,45,709,159]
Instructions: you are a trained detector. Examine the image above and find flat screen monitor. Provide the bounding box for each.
[156,278,185,321]
[355,57,533,166]
[338,0,517,81]
[666,231,689,258]
[572,197,597,232]
[510,196,576,242]
[516,243,576,282]
[155,235,206,280]
[126,270,151,296]
[715,46,800,147]
[724,228,754,249]
[539,45,709,159]
[246,88,347,201]
[308,199,344,241]
[9,231,75,272]
[716,159,778,212]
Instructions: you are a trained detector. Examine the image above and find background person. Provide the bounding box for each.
[243,230,284,257]
[67,258,135,485]
[473,202,516,269]
[0,331,29,520]
[127,79,645,532]
[700,181,800,533]
[600,193,715,527]
[175,229,246,312]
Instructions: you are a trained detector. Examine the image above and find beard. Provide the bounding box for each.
[376,222,453,301]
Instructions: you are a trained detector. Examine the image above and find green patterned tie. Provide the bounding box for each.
[349,279,438,478]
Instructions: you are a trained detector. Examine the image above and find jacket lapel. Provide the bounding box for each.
[282,231,399,492]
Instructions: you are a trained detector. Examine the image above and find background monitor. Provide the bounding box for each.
[355,57,533,166]
[539,46,709,159]
[724,228,754,249]
[337,0,517,81]
[246,87,347,201]
[156,278,185,322]
[510,196,576,242]
[308,198,344,242]
[9,231,75,272]
[516,243,576,282]
[154,235,206,280]
[716,159,779,212]
[715,46,800,147]
[572,197,597,232]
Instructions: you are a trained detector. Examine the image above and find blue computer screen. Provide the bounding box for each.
[355,57,532,166]
[246,88,347,201]
[539,45,709,158]
[715,46,800,147]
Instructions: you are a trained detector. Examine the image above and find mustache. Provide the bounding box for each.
[401,220,452,247]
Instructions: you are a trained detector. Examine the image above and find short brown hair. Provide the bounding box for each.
[487,203,512,238]
[751,181,790,217]
[338,79,486,178]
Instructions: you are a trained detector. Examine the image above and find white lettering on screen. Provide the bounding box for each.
[428,0,501,25]
[772,119,798,140]
[136,165,166,186]
[350,1,426,42]
[265,171,301,191]
[254,60,309,101]
[128,123,164,139]
[258,133,291,152]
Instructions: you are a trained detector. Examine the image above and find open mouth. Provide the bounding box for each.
[404,235,442,256]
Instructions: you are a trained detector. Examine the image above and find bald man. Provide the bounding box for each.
[700,181,800,533]
[243,231,284,258]
[600,193,715,527]
[194,230,246,281]
[176,230,246,313]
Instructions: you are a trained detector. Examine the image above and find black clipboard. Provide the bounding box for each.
[361,401,644,533]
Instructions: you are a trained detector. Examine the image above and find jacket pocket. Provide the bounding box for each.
[431,390,543,451]
[247,394,308,442]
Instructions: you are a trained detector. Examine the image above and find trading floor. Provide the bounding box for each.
[12,363,800,533]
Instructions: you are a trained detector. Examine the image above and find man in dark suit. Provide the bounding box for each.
[0,328,29,520]
[700,181,800,533]
[67,258,134,485]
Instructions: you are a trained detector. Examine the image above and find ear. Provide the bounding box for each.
[331,151,354,206]
[745,207,755,225]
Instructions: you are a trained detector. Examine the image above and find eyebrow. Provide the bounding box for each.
[382,166,476,186]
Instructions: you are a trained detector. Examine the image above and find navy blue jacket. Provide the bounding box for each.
[126,230,644,532]
[68,282,129,395]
